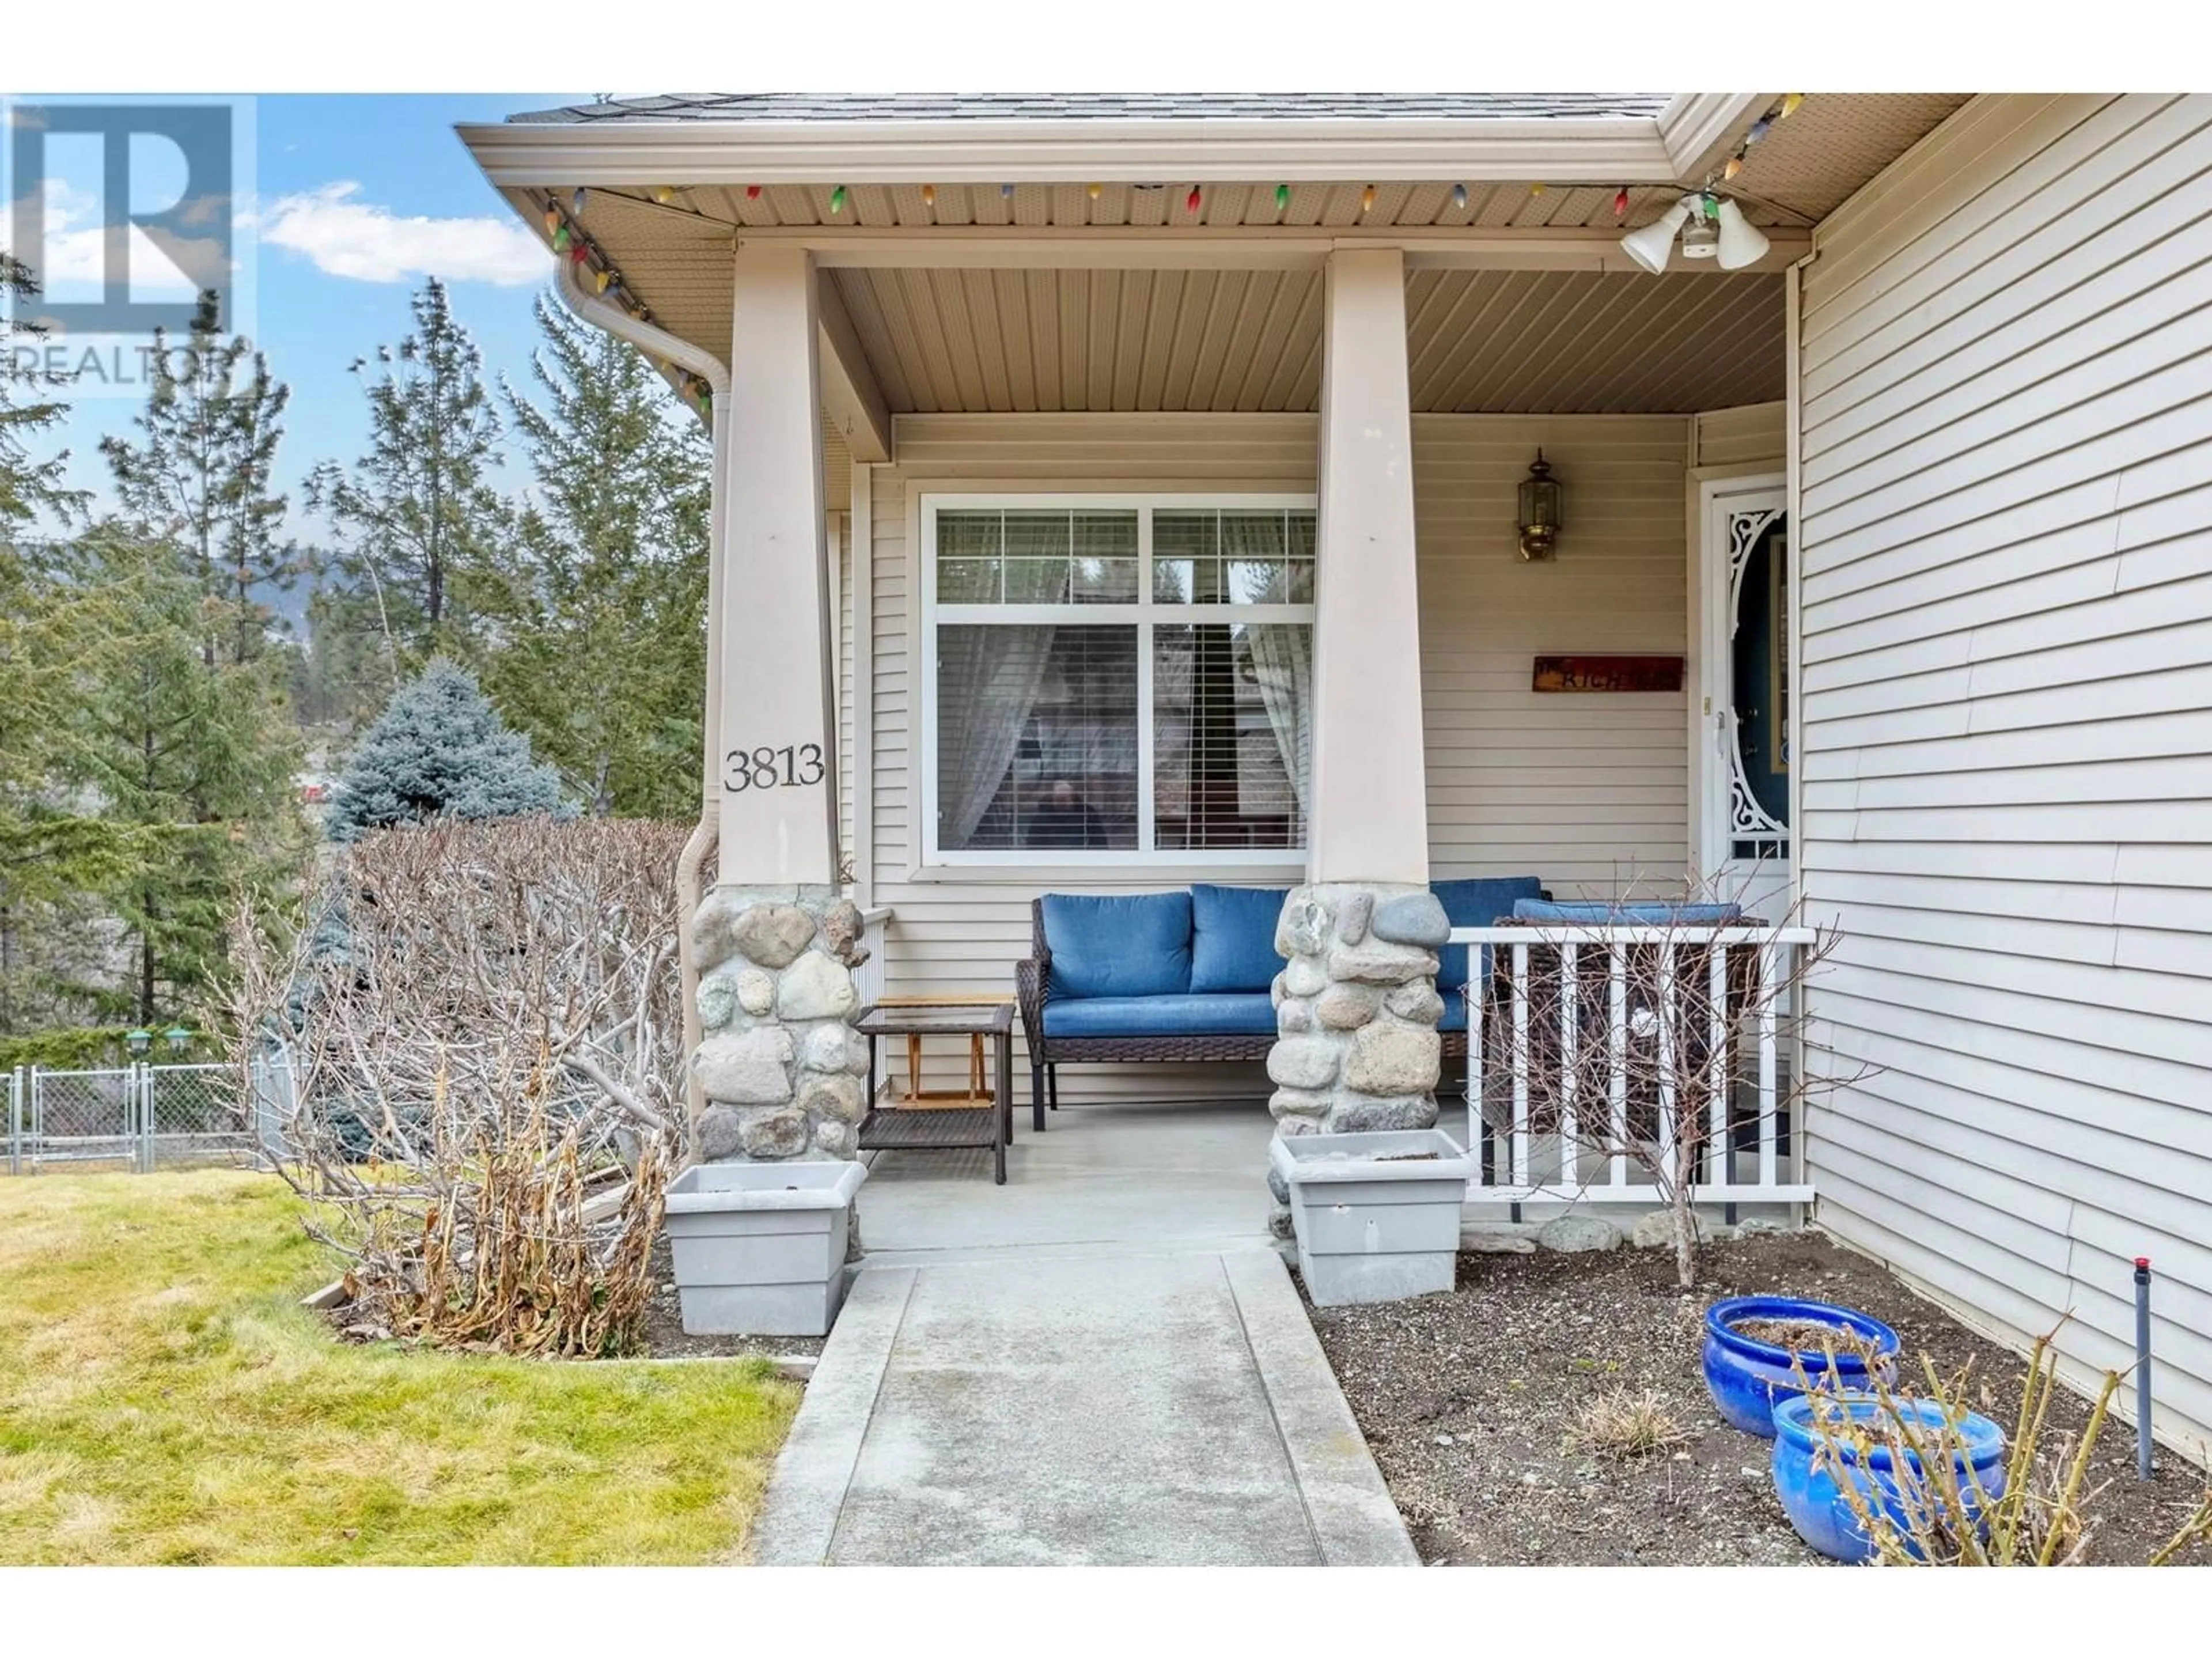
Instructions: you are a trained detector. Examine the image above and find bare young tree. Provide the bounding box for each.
[1471,876,1861,1287]
[230,817,690,1356]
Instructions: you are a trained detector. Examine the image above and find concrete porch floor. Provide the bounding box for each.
[853,1099,1278,1262]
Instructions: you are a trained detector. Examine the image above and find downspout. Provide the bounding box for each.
[552,254,730,1124]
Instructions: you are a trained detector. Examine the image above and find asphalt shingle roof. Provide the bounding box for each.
[508,93,1672,126]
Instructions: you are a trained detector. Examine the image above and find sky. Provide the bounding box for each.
[13,93,588,543]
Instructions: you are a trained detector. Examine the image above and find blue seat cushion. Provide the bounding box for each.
[1510,899,1745,926]
[1042,993,1278,1039]
[1189,884,1291,994]
[1432,876,1547,995]
[1041,891,1194,1000]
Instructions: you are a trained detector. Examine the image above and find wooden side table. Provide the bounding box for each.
[854,1001,1016,1184]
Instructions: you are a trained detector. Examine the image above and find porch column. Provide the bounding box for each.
[689,243,872,1166]
[1268,248,1448,1196]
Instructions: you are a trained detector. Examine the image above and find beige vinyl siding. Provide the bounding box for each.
[1690,401,1786,469]
[1415,415,1691,893]
[859,410,1694,1095]
[1797,93,2212,1450]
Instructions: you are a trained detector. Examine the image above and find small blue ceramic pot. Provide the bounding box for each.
[1771,1392,2008,1563]
[1703,1294,1901,1437]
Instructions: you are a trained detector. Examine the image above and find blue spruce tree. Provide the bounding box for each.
[326,658,572,840]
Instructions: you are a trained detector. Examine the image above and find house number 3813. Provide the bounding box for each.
[723,743,826,792]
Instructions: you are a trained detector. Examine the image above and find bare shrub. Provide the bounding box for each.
[1797,1325,2212,1566]
[1473,870,1859,1287]
[1569,1388,1691,1461]
[230,817,689,1357]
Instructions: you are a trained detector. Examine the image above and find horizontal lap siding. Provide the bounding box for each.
[1414,414,1693,895]
[858,411,1695,1095]
[1690,401,1786,469]
[1798,93,2212,1449]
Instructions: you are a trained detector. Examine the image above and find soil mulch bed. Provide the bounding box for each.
[1305,1230,2210,1566]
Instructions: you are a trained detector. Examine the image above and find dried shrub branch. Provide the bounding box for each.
[229,817,690,1357]
[1796,1322,2211,1566]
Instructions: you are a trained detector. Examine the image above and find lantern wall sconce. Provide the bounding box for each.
[1518,450,1563,561]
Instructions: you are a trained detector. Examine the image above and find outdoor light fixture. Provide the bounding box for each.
[1518,450,1563,561]
[125,1028,152,1056]
[164,1025,191,1055]
[1619,192,1771,273]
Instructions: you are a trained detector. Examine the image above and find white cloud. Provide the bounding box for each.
[8,176,204,300]
[261,182,547,287]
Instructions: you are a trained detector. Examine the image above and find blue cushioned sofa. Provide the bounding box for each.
[1013,877,1547,1124]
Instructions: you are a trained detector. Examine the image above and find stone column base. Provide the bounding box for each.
[689,884,872,1163]
[1263,881,1448,1236]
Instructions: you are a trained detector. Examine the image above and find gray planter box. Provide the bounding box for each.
[664,1160,868,1337]
[1271,1128,1475,1308]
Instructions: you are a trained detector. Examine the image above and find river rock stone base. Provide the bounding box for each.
[690,884,872,1165]
[1264,881,1448,1237]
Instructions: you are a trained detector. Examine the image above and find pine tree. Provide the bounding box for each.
[1,250,89,529]
[325,658,570,841]
[310,279,506,669]
[49,527,303,1023]
[463,295,710,817]
[99,290,295,666]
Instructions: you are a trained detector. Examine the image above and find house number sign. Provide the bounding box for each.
[722,743,827,792]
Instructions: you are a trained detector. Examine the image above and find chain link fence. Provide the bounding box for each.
[5,1058,293,1175]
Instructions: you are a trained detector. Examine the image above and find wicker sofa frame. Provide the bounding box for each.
[1013,896,1475,1126]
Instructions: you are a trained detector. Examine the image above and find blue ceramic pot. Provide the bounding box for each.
[1771,1393,2008,1563]
[1703,1295,1900,1437]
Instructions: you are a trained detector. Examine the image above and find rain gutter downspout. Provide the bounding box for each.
[552,252,731,1124]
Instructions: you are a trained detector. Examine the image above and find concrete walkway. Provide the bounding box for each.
[752,1105,1416,1566]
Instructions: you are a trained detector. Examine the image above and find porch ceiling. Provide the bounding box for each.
[473,92,1960,418]
[830,265,1782,415]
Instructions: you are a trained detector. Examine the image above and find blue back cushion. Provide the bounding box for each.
[1432,876,1546,993]
[1510,899,1744,926]
[1189,884,1291,994]
[1041,892,1194,999]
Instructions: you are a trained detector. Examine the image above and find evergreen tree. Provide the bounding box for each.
[463,296,710,817]
[48,527,303,1022]
[310,279,506,669]
[99,290,296,666]
[325,658,570,841]
[0,251,89,529]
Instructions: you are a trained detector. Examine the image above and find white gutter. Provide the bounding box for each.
[458,110,1737,187]
[552,254,728,1118]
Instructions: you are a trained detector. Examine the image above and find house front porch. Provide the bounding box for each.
[452,93,1967,1228]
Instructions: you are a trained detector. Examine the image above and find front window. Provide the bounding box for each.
[925,498,1316,863]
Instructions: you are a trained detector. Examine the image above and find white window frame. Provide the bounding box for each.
[919,490,1319,870]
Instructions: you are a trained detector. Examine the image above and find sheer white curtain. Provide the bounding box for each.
[937,624,1055,848]
[1247,624,1312,824]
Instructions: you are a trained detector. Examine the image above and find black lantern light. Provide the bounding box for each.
[1518,450,1563,561]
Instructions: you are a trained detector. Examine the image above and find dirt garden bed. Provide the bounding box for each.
[1304,1230,2210,1566]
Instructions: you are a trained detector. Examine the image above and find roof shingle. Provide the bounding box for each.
[507,93,1672,126]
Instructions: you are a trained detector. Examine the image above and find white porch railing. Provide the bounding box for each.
[1447,925,1817,1213]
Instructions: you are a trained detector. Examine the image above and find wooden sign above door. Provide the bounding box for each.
[1532,655,1686,693]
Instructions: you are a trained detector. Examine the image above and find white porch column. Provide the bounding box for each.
[1309,246,1429,882]
[1267,248,1448,1192]
[717,243,840,883]
[690,244,872,1166]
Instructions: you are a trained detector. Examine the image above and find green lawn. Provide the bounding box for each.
[0,1170,798,1564]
